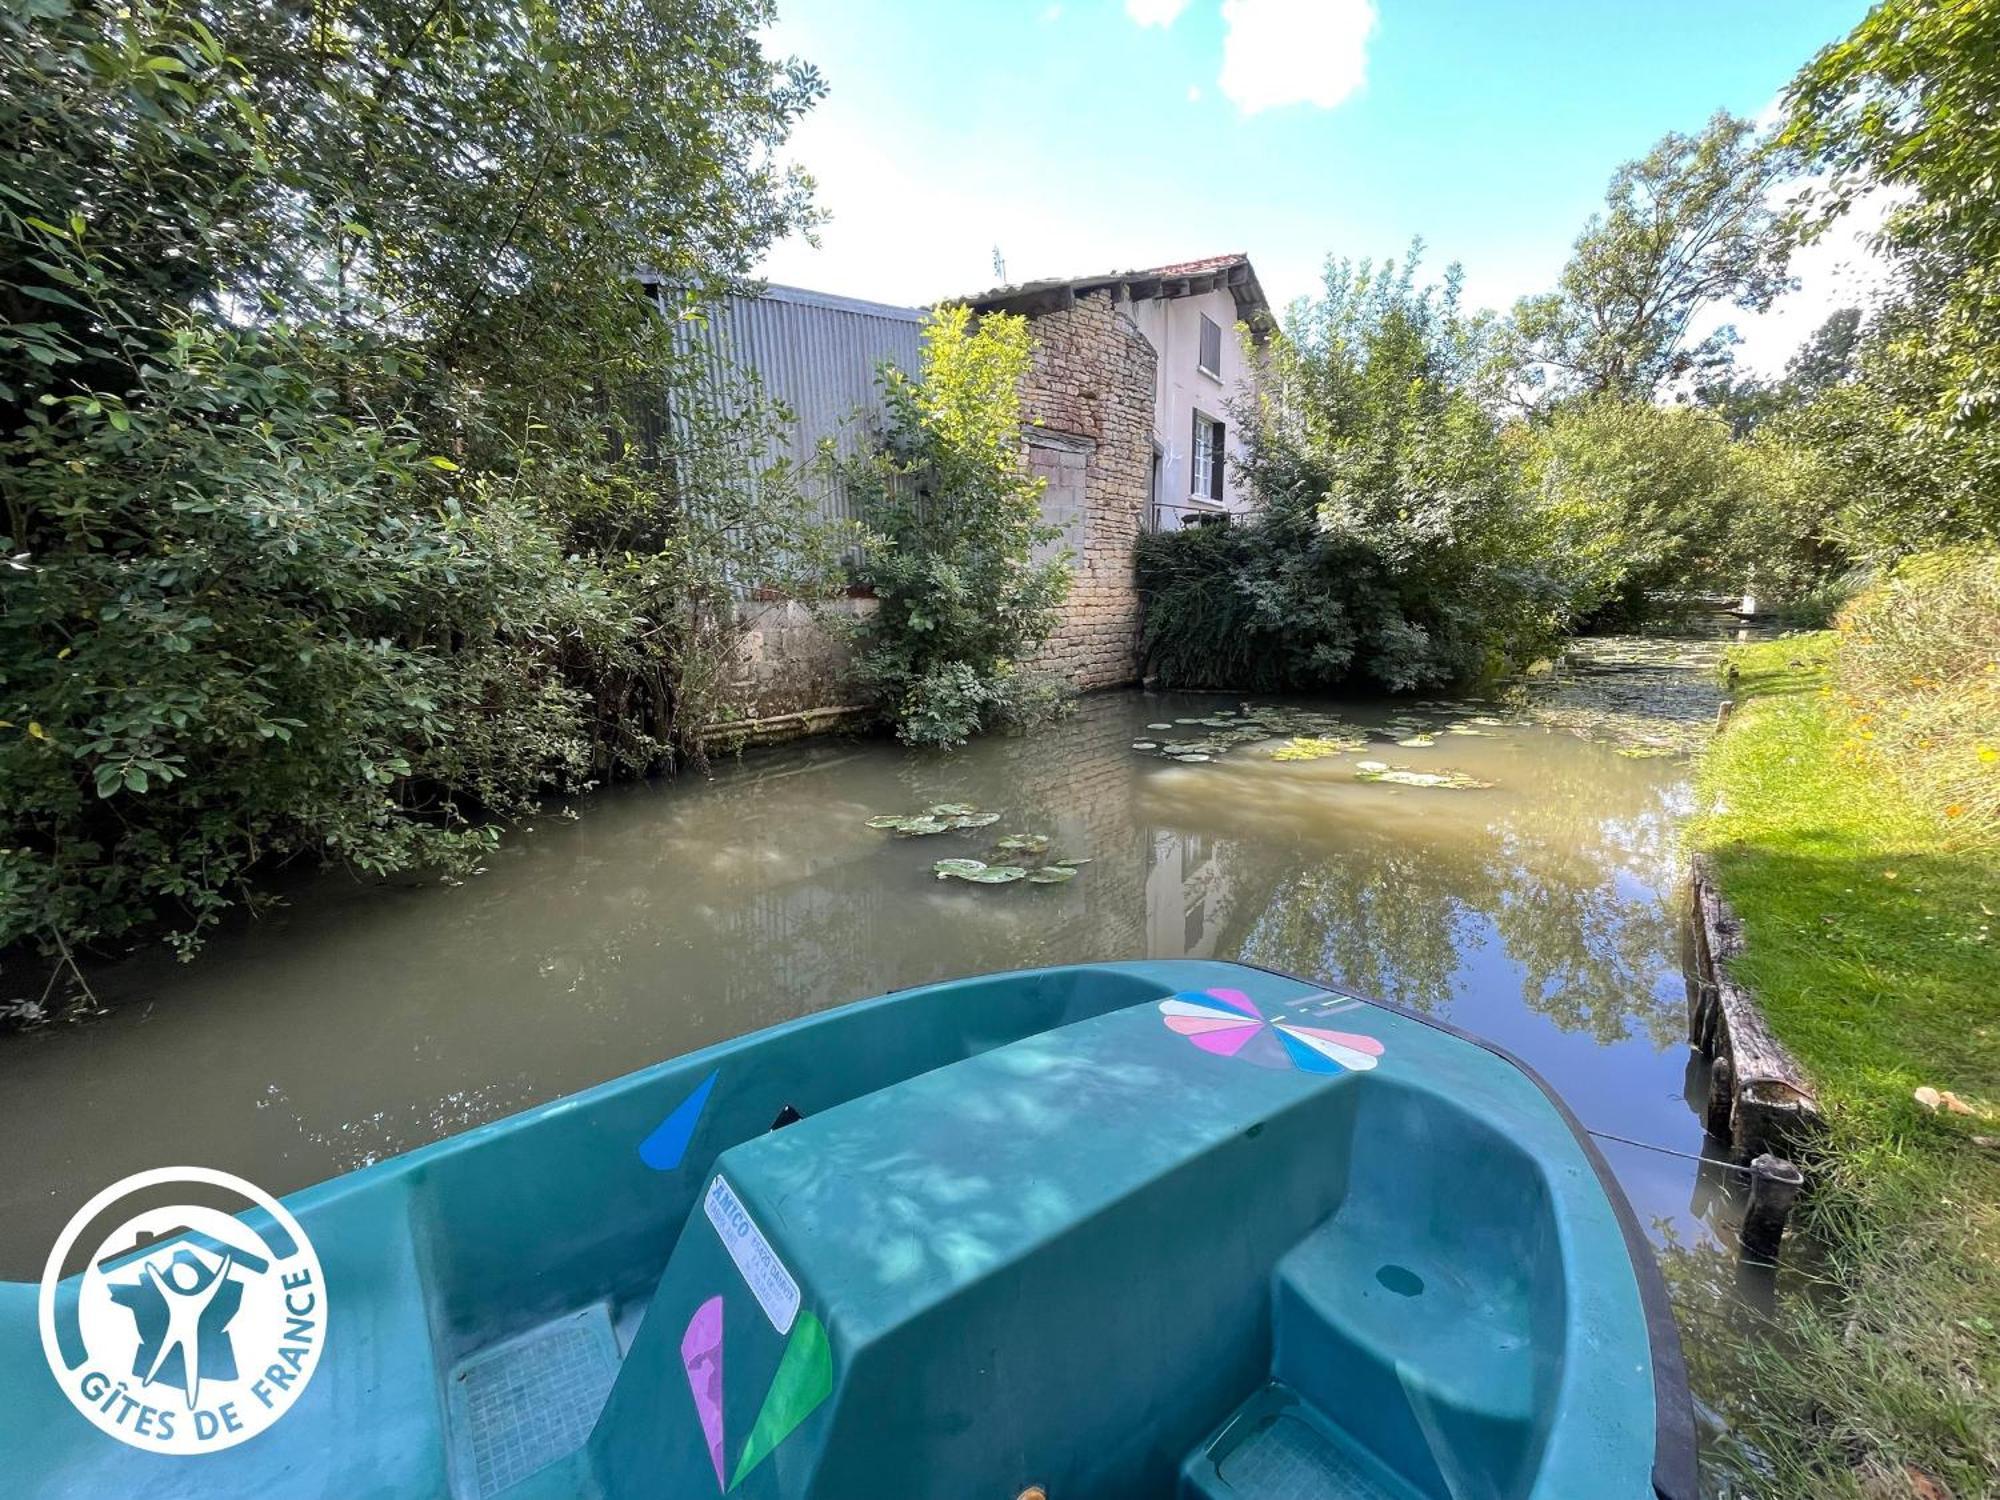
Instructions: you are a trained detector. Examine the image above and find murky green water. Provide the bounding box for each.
[0,635,1750,1282]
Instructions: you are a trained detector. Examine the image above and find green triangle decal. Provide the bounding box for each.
[728,1311,832,1489]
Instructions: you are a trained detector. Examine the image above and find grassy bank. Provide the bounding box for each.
[1692,632,2000,1496]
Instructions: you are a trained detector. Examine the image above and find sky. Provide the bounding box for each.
[757,0,1885,377]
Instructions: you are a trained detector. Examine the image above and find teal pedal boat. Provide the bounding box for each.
[1,960,1695,1499]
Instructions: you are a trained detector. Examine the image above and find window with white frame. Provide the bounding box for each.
[1198,314,1222,378]
[1190,412,1224,502]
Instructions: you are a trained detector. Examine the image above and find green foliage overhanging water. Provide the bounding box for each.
[0,0,839,961]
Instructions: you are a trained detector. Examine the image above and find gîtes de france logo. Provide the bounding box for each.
[37,1166,326,1454]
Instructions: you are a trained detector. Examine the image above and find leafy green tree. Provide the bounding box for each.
[1499,114,1796,408]
[1741,312,2000,597]
[844,305,1072,747]
[1517,399,1750,627]
[1695,307,1862,437]
[1785,0,2000,425]
[1141,249,1562,694]
[0,0,827,967]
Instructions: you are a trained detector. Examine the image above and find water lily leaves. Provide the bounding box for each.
[1025,865,1078,884]
[932,858,1028,883]
[1354,764,1494,790]
[994,833,1052,856]
[1355,759,1389,773]
[1147,722,1174,730]
[868,805,1000,835]
[1052,857,1092,867]
[1132,741,1159,751]
[1443,726,1489,737]
[1396,734,1436,748]
[1271,735,1368,762]
[1174,752,1212,763]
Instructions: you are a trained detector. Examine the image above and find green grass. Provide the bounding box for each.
[1689,633,2000,1496]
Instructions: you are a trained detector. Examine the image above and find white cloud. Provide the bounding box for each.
[1187,84,1202,103]
[1125,0,1190,27]
[1219,0,1376,116]
[1691,182,1902,381]
[1042,3,1062,21]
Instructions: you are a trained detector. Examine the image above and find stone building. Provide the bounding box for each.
[968,253,1274,690]
[687,256,1273,730]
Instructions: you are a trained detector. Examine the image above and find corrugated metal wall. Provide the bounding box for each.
[668,283,927,530]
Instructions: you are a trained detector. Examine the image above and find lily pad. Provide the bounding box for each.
[1396,735,1437,748]
[1132,741,1159,751]
[868,805,999,835]
[1444,727,1489,737]
[1053,857,1093,867]
[1355,764,1494,790]
[994,833,1052,856]
[1025,865,1079,884]
[1174,752,1212,763]
[1355,759,1389,773]
[1147,722,1174,730]
[1271,735,1367,762]
[932,858,1029,884]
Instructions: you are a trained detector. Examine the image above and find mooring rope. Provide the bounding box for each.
[1585,1126,1753,1174]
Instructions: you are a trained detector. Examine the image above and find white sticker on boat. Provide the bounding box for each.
[704,1175,800,1335]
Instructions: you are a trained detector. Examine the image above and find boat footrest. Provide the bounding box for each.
[1180,1384,1426,1500]
[445,1303,621,1500]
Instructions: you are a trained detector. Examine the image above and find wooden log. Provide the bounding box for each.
[1705,1053,1735,1139]
[1687,853,1823,1158]
[1740,1154,1804,1263]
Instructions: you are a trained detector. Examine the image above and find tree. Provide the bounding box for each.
[0,1,829,965]
[843,305,1072,747]
[1784,0,2000,425]
[1694,306,1862,437]
[1517,399,1751,626]
[1139,248,1563,694]
[1499,114,1797,408]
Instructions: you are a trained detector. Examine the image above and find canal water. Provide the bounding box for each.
[0,637,1747,1298]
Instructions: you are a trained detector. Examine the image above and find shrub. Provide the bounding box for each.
[1139,250,1565,694]
[1517,397,1751,627]
[1834,548,2000,842]
[843,306,1072,746]
[0,0,826,968]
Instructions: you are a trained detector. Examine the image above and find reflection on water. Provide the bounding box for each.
[3,638,1737,1286]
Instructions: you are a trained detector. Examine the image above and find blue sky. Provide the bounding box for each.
[759,0,1881,374]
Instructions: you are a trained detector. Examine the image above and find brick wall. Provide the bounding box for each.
[1017,290,1157,691]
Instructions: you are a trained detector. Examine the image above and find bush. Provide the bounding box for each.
[0,0,825,966]
[1833,548,2000,842]
[1517,397,1751,627]
[844,306,1073,746]
[1138,250,1565,694]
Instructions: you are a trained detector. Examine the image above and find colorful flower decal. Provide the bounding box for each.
[1159,988,1383,1074]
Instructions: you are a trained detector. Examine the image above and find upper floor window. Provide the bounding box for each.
[1198,314,1223,378]
[1191,412,1225,502]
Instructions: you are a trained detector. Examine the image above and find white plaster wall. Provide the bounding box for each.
[1125,287,1260,525]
